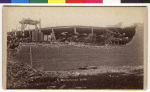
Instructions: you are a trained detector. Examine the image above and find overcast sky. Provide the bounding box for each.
[4,7,146,32]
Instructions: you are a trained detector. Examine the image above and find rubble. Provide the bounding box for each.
[7,60,58,89]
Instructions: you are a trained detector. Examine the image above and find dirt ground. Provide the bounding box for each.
[7,60,143,89]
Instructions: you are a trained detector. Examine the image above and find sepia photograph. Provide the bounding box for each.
[2,6,147,89]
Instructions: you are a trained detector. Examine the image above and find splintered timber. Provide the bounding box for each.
[7,18,136,48]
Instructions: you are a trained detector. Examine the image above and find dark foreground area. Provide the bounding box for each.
[7,61,143,89]
[60,73,143,89]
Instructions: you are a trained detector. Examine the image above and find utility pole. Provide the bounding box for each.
[39,18,41,32]
[52,29,56,41]
[74,27,77,34]
[30,46,33,68]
